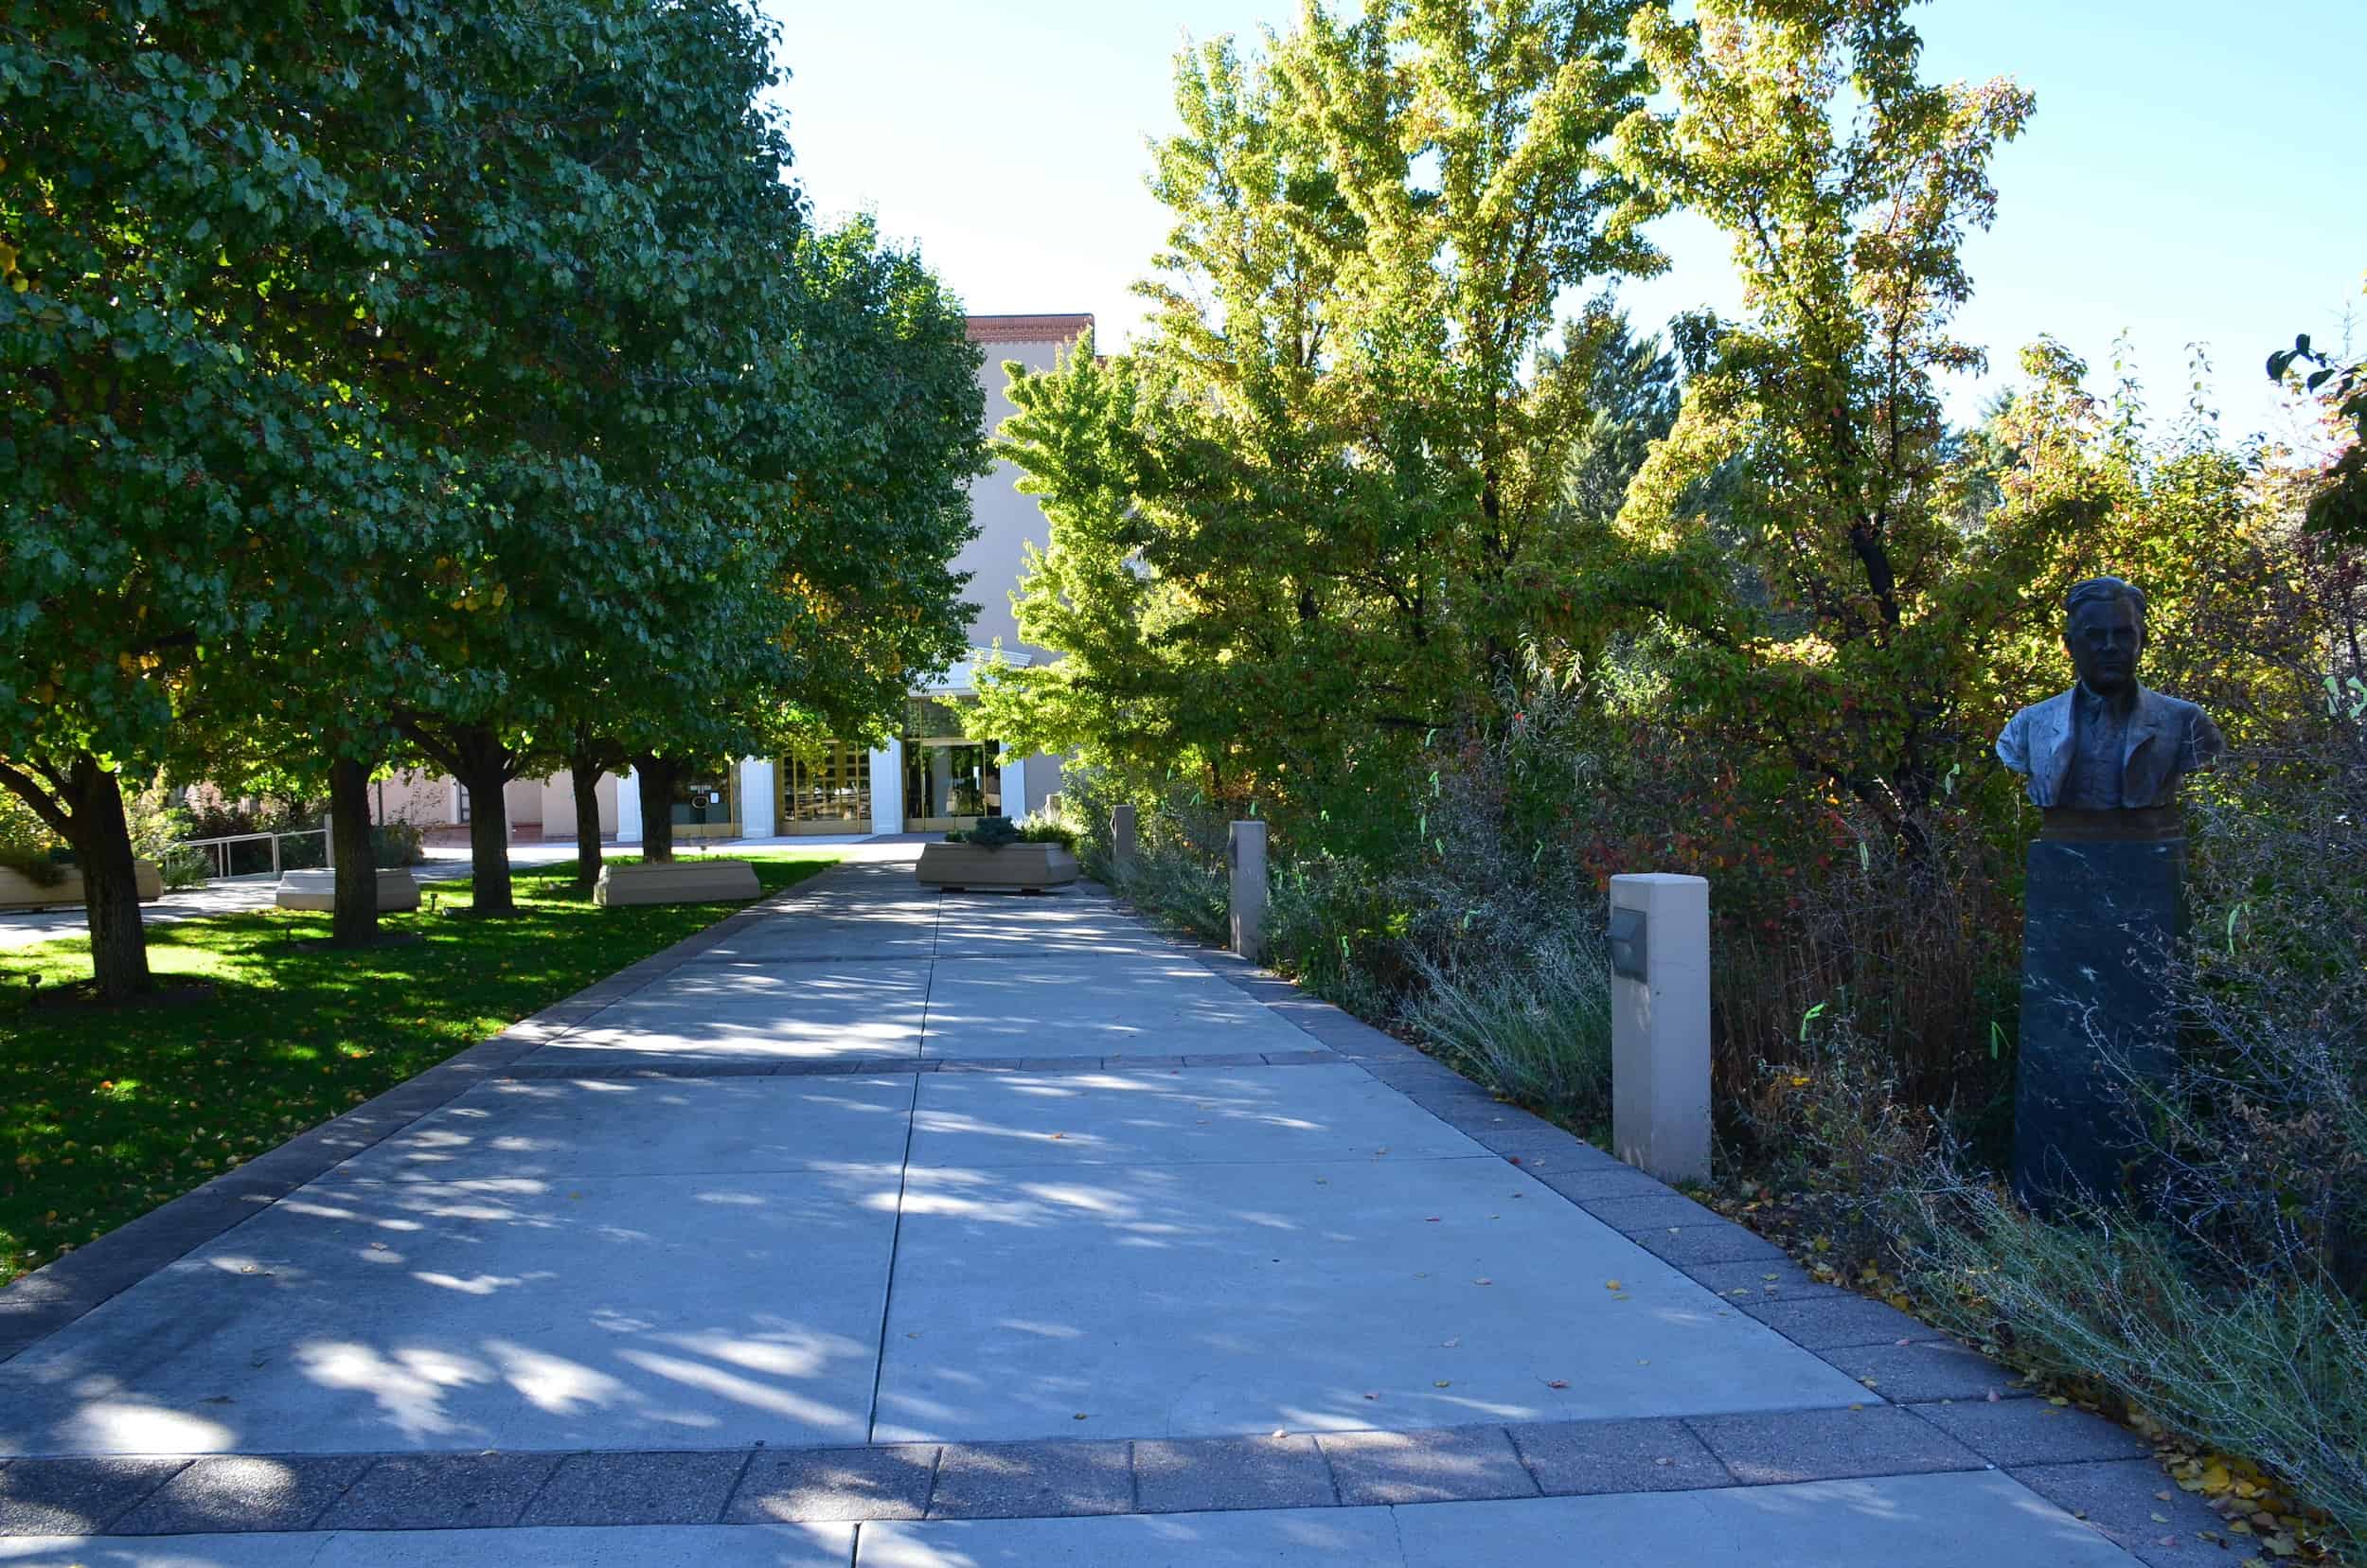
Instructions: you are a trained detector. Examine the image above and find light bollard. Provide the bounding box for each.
[1608,872,1711,1185]
[1111,804,1138,878]
[1227,819,1267,964]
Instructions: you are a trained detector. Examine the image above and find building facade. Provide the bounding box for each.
[375,312,1090,846]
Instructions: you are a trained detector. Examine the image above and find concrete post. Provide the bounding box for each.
[1111,804,1138,878]
[1609,873,1711,1185]
[1227,819,1267,963]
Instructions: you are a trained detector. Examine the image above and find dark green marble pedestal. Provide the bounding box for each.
[2014,830,2184,1212]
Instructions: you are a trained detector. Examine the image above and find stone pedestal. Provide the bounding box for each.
[1111,804,1138,878]
[274,867,421,913]
[594,860,760,907]
[1227,820,1267,964]
[1609,873,1711,1185]
[2015,830,2184,1211]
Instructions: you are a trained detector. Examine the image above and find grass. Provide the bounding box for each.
[0,849,838,1287]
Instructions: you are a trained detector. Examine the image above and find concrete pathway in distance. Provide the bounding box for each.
[0,844,2217,1564]
[0,838,872,950]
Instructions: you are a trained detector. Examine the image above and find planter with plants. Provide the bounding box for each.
[0,848,165,912]
[916,815,1080,892]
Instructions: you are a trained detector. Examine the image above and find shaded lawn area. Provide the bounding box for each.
[0,849,839,1287]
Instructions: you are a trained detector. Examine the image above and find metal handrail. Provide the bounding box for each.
[173,827,329,882]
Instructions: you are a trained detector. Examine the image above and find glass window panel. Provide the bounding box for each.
[781,742,871,826]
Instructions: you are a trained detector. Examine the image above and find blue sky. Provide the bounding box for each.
[769,0,2364,440]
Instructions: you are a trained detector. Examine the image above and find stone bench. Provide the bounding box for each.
[0,859,164,913]
[594,860,761,907]
[274,867,422,913]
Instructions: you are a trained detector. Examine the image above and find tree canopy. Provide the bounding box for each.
[0,0,980,989]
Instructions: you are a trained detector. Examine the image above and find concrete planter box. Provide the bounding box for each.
[916,842,1080,892]
[274,867,422,913]
[594,860,761,907]
[0,859,163,913]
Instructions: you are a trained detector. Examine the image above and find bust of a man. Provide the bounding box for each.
[1996,577,2224,812]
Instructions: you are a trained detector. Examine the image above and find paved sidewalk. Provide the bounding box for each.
[0,844,2216,1563]
[0,846,587,951]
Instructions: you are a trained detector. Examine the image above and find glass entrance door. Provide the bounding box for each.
[779,742,871,834]
[669,769,738,841]
[904,740,1001,832]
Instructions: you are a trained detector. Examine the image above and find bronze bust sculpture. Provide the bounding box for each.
[1996,578,2223,834]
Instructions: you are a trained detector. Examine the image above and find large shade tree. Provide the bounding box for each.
[0,0,469,993]
[1606,0,2047,844]
[974,0,1663,829]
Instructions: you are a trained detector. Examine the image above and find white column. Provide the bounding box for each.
[1610,873,1712,1185]
[739,757,776,840]
[869,740,903,835]
[1001,753,1026,819]
[616,765,642,845]
[1227,820,1268,964]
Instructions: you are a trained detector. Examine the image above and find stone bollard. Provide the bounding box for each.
[1608,873,1711,1185]
[1227,820,1267,964]
[1111,804,1138,879]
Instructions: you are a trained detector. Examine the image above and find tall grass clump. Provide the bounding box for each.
[1405,934,1613,1133]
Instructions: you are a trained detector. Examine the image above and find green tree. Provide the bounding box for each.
[978,0,1662,829]
[1608,0,2045,843]
[566,213,982,870]
[0,0,467,991]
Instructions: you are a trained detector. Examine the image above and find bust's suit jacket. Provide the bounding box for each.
[1995,685,2225,808]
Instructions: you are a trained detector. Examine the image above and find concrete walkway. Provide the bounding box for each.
[0,844,2218,1564]
[0,846,589,951]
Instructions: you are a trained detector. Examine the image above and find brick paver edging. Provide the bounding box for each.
[0,857,874,1364]
[0,1399,2176,1537]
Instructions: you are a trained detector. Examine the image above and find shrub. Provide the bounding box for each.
[160,846,210,890]
[370,822,426,868]
[120,776,190,867]
[1263,852,1405,1016]
[1404,932,1614,1133]
[1744,1014,1942,1273]
[1908,1188,2367,1559]
[0,845,68,888]
[1014,813,1077,849]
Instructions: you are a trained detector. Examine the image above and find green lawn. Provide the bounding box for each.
[0,849,839,1287]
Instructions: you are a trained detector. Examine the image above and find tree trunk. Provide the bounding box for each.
[64,756,151,1002]
[570,729,605,892]
[451,723,515,916]
[328,756,379,946]
[632,754,680,864]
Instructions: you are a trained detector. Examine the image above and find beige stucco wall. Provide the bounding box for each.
[542,771,619,839]
[959,326,1087,659]
[371,770,456,828]
[502,777,542,829]
[959,319,1092,813]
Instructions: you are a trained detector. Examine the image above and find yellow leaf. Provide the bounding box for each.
[2199,1462,2232,1495]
